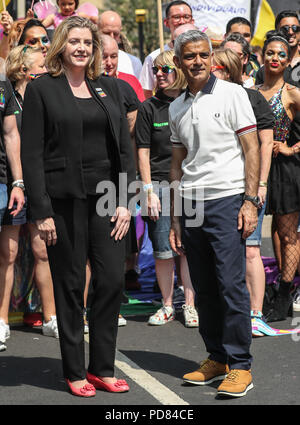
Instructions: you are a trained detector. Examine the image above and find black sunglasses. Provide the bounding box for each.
[152,65,175,75]
[280,25,300,33]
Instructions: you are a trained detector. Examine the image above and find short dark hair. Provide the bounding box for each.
[18,19,47,45]
[275,10,300,29]
[56,0,79,7]
[165,1,192,18]
[221,33,251,60]
[262,30,291,59]
[225,16,252,35]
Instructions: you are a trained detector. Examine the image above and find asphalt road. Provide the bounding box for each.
[0,232,299,411]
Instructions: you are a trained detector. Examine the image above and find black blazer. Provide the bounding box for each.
[21,73,136,220]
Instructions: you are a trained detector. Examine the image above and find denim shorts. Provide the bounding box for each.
[145,188,177,260]
[2,195,27,226]
[246,200,266,246]
[0,184,8,230]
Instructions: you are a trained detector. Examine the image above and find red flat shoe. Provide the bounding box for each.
[86,372,129,393]
[66,379,96,397]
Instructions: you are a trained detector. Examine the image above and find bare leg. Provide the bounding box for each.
[155,258,174,306]
[0,225,21,323]
[180,255,195,306]
[246,246,265,313]
[27,223,56,323]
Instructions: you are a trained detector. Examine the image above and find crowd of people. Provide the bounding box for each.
[0,0,299,399]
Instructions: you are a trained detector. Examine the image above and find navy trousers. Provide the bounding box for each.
[182,193,252,370]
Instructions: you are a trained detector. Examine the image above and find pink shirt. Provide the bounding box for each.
[53,11,77,28]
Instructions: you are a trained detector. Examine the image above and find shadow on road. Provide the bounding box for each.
[120,349,199,379]
[0,355,65,392]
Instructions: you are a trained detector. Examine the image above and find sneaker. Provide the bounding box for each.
[251,311,265,337]
[118,314,127,326]
[182,304,199,328]
[0,319,10,352]
[293,288,300,312]
[217,369,253,397]
[148,305,175,326]
[183,359,229,385]
[83,309,89,334]
[42,316,59,338]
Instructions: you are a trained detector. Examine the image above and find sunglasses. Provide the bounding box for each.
[280,25,300,33]
[152,65,175,75]
[211,65,225,72]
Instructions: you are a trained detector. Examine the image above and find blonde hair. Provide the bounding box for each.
[154,50,187,91]
[5,45,43,82]
[213,48,243,85]
[46,16,102,79]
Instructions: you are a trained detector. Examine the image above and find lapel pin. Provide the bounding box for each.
[96,87,107,98]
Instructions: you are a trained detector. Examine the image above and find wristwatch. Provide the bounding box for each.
[243,194,260,208]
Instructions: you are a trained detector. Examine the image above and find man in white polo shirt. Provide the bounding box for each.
[169,30,260,398]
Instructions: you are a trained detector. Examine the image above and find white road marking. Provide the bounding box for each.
[84,335,189,405]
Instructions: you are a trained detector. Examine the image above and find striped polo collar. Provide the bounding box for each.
[184,73,217,100]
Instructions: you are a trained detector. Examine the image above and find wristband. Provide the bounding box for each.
[12,181,25,191]
[259,181,268,187]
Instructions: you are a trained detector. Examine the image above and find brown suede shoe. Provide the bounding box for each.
[183,359,229,385]
[217,369,253,397]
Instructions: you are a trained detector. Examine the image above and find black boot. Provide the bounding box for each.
[265,280,294,322]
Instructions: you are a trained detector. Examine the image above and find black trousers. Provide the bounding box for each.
[182,194,252,370]
[46,196,125,381]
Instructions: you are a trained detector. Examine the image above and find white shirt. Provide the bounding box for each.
[117,50,142,79]
[139,44,171,92]
[169,75,257,201]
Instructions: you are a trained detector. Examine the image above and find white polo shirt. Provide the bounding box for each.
[169,74,257,201]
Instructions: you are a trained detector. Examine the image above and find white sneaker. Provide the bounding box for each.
[182,304,199,328]
[42,316,59,338]
[0,319,10,351]
[118,314,127,326]
[293,288,300,312]
[148,305,175,325]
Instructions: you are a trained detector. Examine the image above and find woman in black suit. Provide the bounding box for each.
[21,16,135,397]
